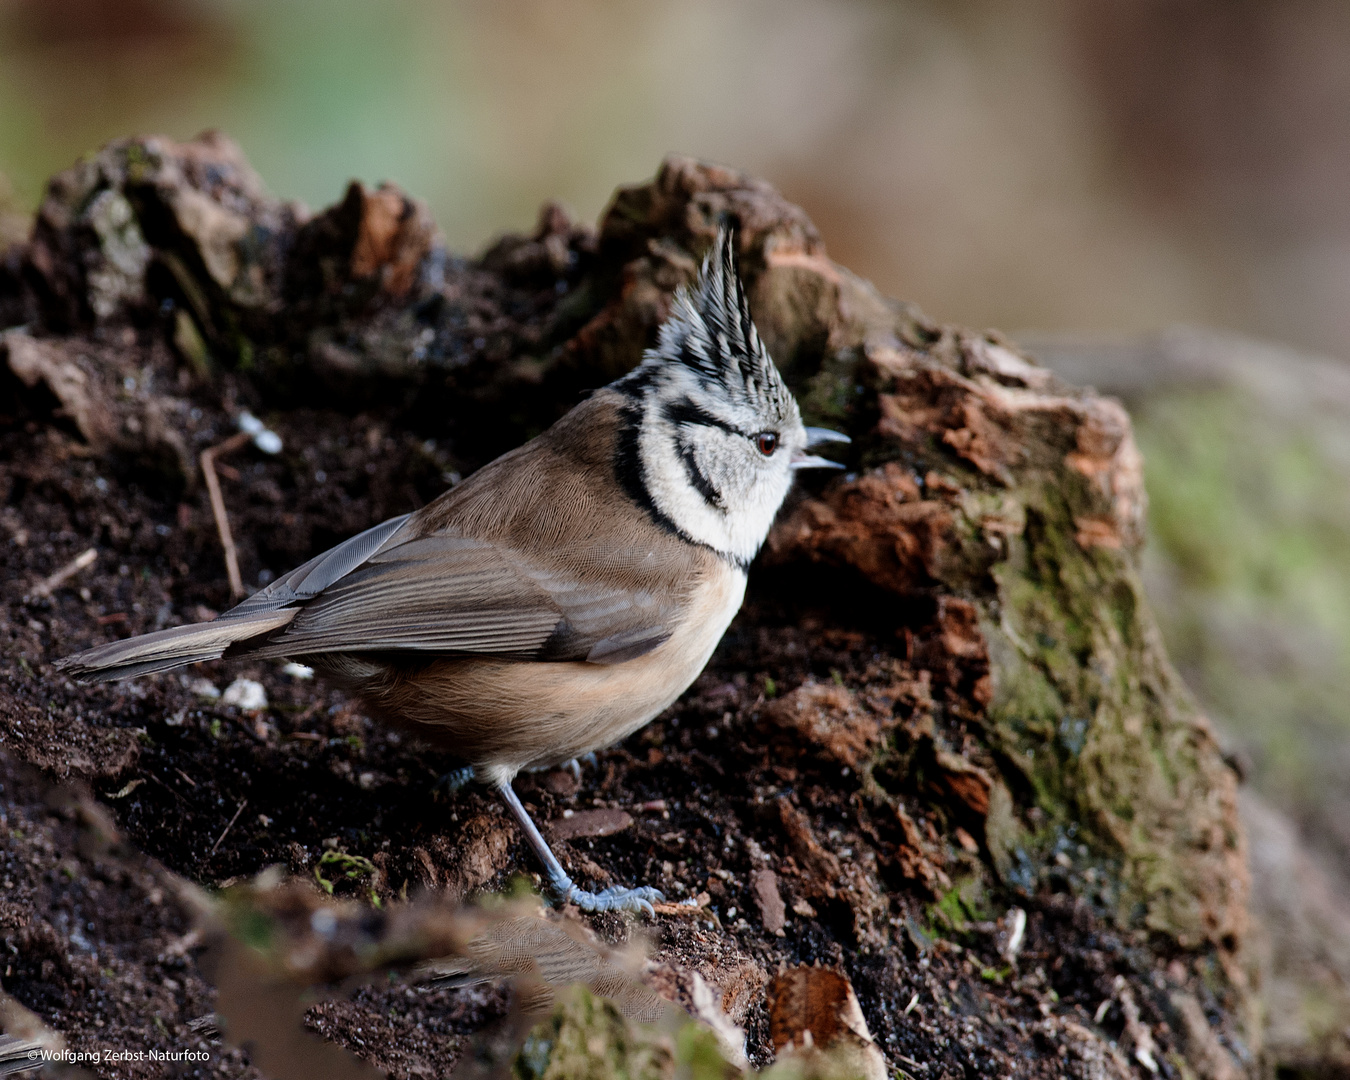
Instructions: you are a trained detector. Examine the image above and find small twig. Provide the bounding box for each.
[31,546,97,597]
[200,431,252,599]
[145,772,188,806]
[209,797,248,857]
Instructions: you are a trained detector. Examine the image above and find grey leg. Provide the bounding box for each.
[433,765,476,794]
[494,778,663,916]
[524,758,581,782]
[523,754,597,783]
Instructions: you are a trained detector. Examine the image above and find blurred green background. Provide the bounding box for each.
[6,0,1350,879]
[9,0,1350,353]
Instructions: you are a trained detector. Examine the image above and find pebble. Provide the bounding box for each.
[237,410,283,454]
[189,678,221,701]
[221,678,268,712]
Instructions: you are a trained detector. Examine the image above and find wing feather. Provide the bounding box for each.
[247,535,564,658]
[61,394,700,679]
[240,531,679,662]
[223,514,414,619]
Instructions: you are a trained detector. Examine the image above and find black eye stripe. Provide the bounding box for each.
[661,399,747,438]
[613,402,737,562]
[678,439,726,511]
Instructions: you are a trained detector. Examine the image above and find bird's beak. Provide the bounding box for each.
[791,427,850,470]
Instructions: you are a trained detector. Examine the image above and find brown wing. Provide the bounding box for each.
[222,513,415,618]
[54,515,416,682]
[242,531,677,664]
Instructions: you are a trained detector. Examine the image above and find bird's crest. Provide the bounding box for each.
[650,229,795,424]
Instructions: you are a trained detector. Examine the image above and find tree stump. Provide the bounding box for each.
[0,135,1259,1078]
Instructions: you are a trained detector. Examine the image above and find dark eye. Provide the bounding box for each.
[754,432,778,456]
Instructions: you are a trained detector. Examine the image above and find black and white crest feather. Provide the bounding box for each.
[612,230,808,568]
[655,231,797,425]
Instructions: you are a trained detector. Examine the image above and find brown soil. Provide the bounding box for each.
[3,382,1215,1079]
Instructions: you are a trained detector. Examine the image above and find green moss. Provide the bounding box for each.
[926,875,990,936]
[513,985,884,1080]
[797,348,863,429]
[312,850,375,895]
[973,447,1233,944]
[674,1024,740,1080]
[512,986,678,1080]
[225,904,276,954]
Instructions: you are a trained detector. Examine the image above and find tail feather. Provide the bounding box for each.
[53,609,298,683]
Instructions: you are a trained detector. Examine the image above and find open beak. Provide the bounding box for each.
[791,427,851,470]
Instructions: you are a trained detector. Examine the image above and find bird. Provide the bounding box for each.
[56,229,850,914]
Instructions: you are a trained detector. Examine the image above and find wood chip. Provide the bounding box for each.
[763,682,883,769]
[201,430,253,598]
[31,547,97,598]
[209,797,249,857]
[768,966,887,1080]
[106,778,145,799]
[750,868,786,934]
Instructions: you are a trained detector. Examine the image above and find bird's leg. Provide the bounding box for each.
[494,777,663,916]
[523,758,581,783]
[432,765,476,794]
[523,754,595,783]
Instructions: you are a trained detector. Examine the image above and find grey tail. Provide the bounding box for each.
[53,609,298,683]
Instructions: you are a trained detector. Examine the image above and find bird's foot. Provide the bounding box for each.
[526,755,595,783]
[432,766,476,795]
[549,874,664,916]
[495,777,661,916]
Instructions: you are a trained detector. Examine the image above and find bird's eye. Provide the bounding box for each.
[754,432,778,456]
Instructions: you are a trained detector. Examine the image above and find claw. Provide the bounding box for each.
[562,883,664,916]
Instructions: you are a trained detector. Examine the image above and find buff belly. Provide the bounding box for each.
[336,566,746,777]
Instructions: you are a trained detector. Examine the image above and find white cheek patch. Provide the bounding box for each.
[622,340,804,566]
[637,405,796,566]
